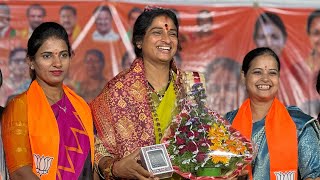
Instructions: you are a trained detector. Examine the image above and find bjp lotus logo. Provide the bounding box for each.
[33,154,54,177]
[274,171,295,180]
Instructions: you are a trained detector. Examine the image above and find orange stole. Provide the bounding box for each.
[232,98,298,180]
[27,81,94,179]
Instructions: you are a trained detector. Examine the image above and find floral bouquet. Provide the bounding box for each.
[162,82,255,179]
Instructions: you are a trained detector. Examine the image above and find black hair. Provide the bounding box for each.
[242,47,280,76]
[84,49,105,67]
[27,22,71,80]
[0,69,2,87]
[132,7,180,58]
[196,10,213,25]
[9,47,27,64]
[121,51,130,69]
[253,12,287,43]
[307,9,320,34]
[317,70,320,94]
[59,5,77,16]
[93,5,111,16]
[128,7,142,19]
[205,57,240,80]
[27,4,46,17]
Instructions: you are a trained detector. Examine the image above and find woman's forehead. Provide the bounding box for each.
[250,55,278,67]
[149,15,176,29]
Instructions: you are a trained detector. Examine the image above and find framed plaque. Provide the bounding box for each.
[140,144,173,179]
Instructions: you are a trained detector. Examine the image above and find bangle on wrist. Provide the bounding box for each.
[103,158,118,180]
[94,163,105,179]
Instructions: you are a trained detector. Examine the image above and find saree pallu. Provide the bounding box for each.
[53,93,92,180]
[91,58,184,158]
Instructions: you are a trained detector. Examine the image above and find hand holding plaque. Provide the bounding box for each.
[112,149,153,179]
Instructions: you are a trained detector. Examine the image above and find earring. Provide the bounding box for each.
[137,42,142,49]
[30,66,34,70]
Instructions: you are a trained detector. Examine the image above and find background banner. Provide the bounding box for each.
[0,1,319,117]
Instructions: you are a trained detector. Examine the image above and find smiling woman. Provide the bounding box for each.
[253,12,287,57]
[1,22,94,180]
[225,47,320,180]
[90,6,204,180]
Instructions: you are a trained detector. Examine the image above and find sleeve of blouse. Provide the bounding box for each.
[94,134,113,165]
[298,121,320,179]
[1,96,33,174]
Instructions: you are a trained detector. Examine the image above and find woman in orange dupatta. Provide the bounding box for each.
[91,6,204,180]
[225,47,320,180]
[1,22,94,180]
[0,69,9,180]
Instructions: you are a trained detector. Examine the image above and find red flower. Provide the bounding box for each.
[179,146,188,154]
[187,131,200,138]
[196,152,207,162]
[180,113,190,119]
[202,124,211,131]
[176,136,185,145]
[186,141,197,152]
[187,132,194,138]
[193,131,200,137]
[198,138,210,146]
[178,125,189,132]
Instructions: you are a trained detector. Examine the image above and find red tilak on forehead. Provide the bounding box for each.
[165,23,168,30]
[265,66,267,70]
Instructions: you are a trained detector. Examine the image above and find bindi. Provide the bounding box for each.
[264,66,267,70]
[165,23,168,30]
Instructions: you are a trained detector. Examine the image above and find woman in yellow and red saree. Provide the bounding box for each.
[1,22,94,180]
[91,6,204,180]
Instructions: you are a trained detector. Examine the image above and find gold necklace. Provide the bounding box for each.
[147,71,172,101]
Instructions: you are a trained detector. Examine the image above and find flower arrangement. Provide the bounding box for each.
[162,83,255,179]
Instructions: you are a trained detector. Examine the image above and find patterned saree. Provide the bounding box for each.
[53,94,92,180]
[91,58,187,159]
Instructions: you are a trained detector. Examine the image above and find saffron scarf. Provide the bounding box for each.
[232,98,298,180]
[27,81,94,179]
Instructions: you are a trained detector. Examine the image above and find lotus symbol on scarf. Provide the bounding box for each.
[33,154,54,177]
[274,171,295,180]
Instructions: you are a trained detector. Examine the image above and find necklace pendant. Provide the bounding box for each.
[58,105,67,113]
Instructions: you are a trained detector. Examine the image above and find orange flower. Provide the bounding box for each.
[211,155,230,164]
